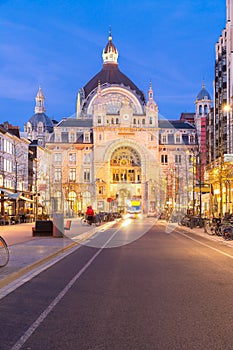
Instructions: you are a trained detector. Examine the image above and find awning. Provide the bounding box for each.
[0,189,33,201]
[19,195,34,203]
[0,188,20,199]
[9,193,21,200]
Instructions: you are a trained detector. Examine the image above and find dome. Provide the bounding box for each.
[28,113,54,133]
[83,63,145,103]
[103,36,118,55]
[196,83,211,101]
[80,33,146,105]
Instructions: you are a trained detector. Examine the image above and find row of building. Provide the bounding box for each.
[1,2,233,220]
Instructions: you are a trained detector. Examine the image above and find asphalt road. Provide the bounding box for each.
[1,218,233,349]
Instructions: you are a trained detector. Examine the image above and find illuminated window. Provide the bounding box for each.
[69,168,76,181]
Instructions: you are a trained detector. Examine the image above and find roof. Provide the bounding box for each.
[159,120,196,130]
[83,63,146,104]
[0,122,20,138]
[196,84,211,101]
[28,113,54,133]
[103,37,117,54]
[56,118,93,128]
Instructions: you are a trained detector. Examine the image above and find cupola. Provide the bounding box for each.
[102,29,118,65]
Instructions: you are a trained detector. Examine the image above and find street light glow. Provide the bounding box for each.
[223,104,231,112]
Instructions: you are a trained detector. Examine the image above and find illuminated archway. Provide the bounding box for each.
[110,146,141,183]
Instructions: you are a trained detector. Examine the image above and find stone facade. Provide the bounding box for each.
[45,34,198,216]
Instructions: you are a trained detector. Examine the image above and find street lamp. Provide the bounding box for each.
[196,152,202,217]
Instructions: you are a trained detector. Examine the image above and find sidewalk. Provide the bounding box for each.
[0,219,100,290]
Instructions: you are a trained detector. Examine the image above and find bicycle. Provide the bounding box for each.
[0,236,9,267]
[81,215,100,227]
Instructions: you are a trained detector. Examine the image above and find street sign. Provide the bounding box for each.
[194,184,211,193]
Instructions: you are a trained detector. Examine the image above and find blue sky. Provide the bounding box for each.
[0,0,226,129]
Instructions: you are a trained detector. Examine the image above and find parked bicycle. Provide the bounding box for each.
[0,236,9,267]
[81,215,101,227]
[204,217,233,239]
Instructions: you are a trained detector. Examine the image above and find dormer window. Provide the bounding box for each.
[70,133,75,143]
[84,132,90,143]
[162,134,167,144]
[189,134,195,144]
[175,133,181,144]
[37,121,44,134]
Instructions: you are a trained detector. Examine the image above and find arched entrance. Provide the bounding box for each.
[110,146,142,212]
[110,146,141,183]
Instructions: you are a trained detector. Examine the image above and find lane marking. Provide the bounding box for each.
[177,230,233,259]
[11,227,119,350]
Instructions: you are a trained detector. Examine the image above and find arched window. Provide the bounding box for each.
[133,119,136,124]
[142,119,145,125]
[204,105,208,115]
[199,105,202,115]
[37,121,44,134]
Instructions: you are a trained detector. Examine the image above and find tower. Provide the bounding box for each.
[24,87,54,147]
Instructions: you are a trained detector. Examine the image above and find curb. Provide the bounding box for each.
[0,219,120,290]
[0,240,78,289]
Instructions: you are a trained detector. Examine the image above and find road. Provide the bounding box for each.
[1,218,233,349]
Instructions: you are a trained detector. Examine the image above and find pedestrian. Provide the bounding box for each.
[86,205,94,225]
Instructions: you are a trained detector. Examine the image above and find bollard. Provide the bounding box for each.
[53,213,64,237]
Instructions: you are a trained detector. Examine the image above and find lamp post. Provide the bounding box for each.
[191,154,195,215]
[197,152,202,217]
[34,158,38,221]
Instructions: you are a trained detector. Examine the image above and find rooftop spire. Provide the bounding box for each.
[148,81,154,101]
[35,86,46,114]
[108,26,112,40]
[102,29,118,65]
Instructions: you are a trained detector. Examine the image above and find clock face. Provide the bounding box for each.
[123,114,129,121]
